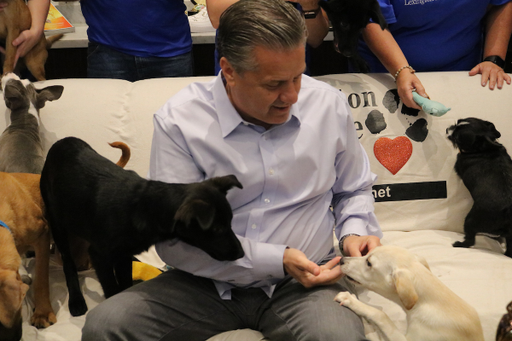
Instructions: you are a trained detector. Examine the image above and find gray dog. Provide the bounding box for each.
[0,73,63,173]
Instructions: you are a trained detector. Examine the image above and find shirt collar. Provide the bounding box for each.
[212,72,301,138]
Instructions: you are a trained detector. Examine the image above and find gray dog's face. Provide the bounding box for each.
[446,117,502,153]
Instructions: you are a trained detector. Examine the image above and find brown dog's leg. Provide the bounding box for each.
[30,228,57,328]
[23,39,49,81]
[3,28,21,75]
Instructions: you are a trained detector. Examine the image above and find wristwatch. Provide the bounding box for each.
[303,7,320,19]
[484,55,505,69]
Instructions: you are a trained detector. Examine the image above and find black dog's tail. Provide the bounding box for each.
[108,142,131,168]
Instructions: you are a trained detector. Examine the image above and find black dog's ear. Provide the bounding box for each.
[174,199,215,231]
[210,175,243,195]
[370,0,388,30]
[486,121,501,139]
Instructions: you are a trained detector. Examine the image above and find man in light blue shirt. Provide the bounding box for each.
[82,0,382,339]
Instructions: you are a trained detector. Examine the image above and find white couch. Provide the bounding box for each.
[4,72,512,341]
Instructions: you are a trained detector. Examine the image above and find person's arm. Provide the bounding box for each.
[13,0,50,60]
[330,99,383,256]
[469,2,512,89]
[206,0,328,48]
[362,23,426,110]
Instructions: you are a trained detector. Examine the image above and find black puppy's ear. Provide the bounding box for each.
[174,199,215,231]
[210,175,243,195]
[486,121,501,139]
[370,0,388,30]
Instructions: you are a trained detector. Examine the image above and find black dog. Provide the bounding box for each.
[40,137,245,316]
[447,118,512,257]
[319,0,387,72]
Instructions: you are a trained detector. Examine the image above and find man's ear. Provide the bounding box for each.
[220,57,236,86]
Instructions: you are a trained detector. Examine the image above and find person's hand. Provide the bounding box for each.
[12,27,43,64]
[342,235,381,257]
[395,70,427,110]
[469,61,511,90]
[283,248,343,288]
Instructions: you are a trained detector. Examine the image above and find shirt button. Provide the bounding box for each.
[264,198,270,204]
[251,224,257,229]
[268,168,274,175]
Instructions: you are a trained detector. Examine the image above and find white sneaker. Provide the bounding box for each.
[188,7,215,33]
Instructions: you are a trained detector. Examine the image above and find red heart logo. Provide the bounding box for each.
[374,136,412,175]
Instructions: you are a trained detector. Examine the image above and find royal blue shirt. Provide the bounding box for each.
[81,0,192,58]
[360,0,512,72]
[151,74,382,299]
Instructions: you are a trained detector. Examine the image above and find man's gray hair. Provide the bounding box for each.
[216,0,308,74]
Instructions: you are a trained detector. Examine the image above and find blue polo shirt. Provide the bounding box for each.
[81,0,193,58]
[359,0,512,72]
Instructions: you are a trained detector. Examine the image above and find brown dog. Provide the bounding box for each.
[0,0,62,80]
[0,172,55,340]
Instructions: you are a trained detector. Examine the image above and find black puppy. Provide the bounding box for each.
[447,118,512,257]
[320,0,387,72]
[40,137,245,316]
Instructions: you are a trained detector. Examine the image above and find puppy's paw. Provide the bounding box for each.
[453,241,471,248]
[334,291,357,307]
[69,296,88,317]
[30,311,57,329]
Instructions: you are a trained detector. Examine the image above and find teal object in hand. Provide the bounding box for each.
[412,92,451,117]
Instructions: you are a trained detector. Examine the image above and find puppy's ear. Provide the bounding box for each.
[393,268,418,310]
[370,0,388,30]
[414,254,431,271]
[486,121,501,139]
[174,199,215,231]
[35,85,64,109]
[0,271,29,328]
[210,175,243,195]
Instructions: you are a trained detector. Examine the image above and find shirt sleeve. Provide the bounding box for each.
[331,99,383,241]
[150,111,288,285]
[376,0,397,25]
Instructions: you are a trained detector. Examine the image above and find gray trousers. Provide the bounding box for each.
[81,269,367,341]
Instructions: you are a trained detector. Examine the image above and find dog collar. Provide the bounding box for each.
[0,219,11,234]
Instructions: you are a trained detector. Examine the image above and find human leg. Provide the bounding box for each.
[82,269,246,341]
[258,277,368,341]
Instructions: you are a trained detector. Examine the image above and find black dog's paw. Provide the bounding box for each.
[453,241,471,248]
[69,296,88,317]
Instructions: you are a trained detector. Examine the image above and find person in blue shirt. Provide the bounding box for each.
[81,0,382,340]
[360,0,512,110]
[80,0,193,81]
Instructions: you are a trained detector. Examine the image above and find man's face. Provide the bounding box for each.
[221,45,306,129]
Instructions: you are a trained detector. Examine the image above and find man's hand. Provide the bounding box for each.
[342,235,381,257]
[283,248,343,289]
[469,61,511,90]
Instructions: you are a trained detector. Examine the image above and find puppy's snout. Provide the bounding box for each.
[339,257,345,266]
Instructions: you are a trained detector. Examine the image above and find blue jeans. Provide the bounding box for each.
[87,42,194,81]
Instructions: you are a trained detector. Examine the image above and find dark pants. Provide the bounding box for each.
[81,269,368,341]
[87,42,194,82]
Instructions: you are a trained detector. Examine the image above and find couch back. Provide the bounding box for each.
[1,72,510,234]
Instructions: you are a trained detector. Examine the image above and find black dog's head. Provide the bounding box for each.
[320,0,387,72]
[173,174,245,261]
[447,118,502,153]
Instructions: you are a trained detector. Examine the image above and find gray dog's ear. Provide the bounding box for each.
[393,268,418,310]
[174,199,215,231]
[35,85,64,109]
[210,175,243,195]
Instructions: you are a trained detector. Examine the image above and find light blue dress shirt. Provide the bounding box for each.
[151,74,382,299]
